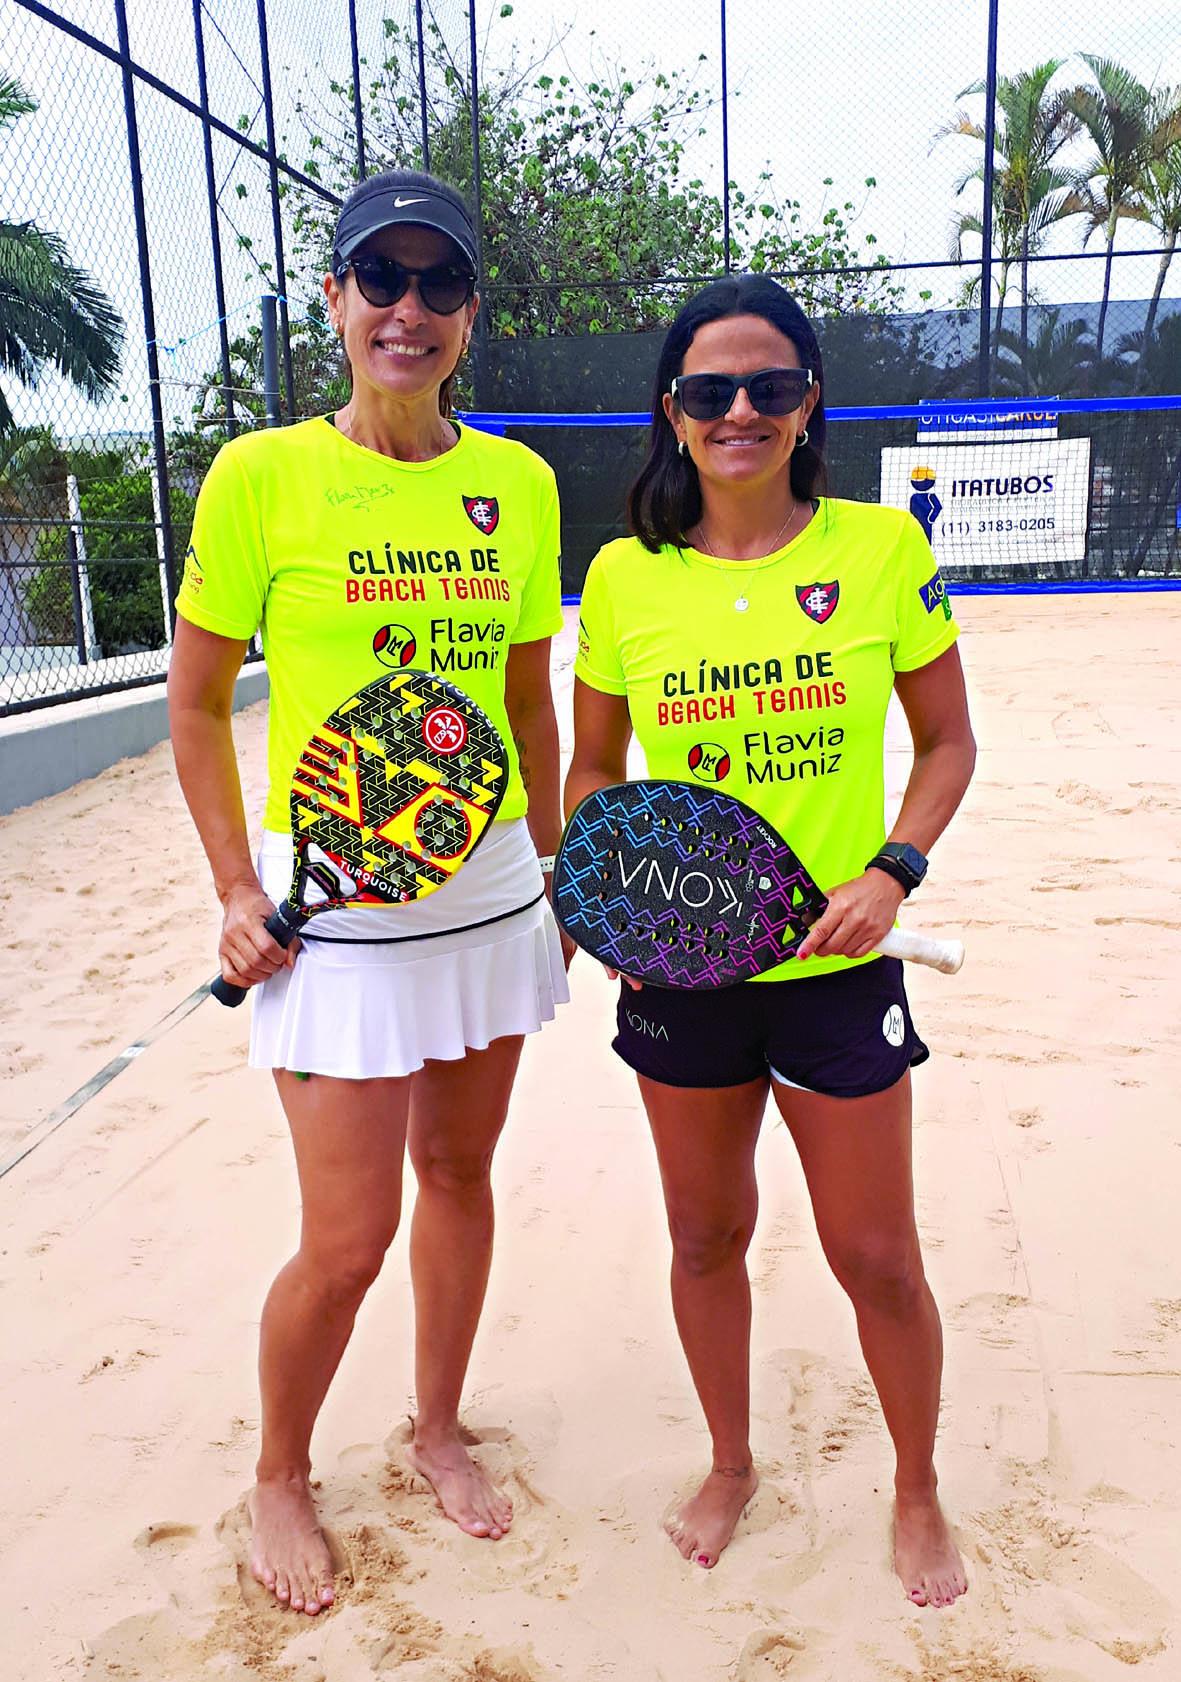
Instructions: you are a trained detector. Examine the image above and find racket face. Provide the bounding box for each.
[284,670,508,917]
[553,781,828,989]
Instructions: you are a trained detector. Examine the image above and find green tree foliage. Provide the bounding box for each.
[1126,85,1181,387]
[940,60,1079,373]
[278,13,902,341]
[0,76,124,434]
[25,451,194,653]
[1064,56,1158,362]
[992,307,1095,396]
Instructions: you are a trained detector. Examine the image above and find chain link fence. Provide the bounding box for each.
[3,1,1179,711]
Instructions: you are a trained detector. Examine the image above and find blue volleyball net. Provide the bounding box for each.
[463,396,1181,598]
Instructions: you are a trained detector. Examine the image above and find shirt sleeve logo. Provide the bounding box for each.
[796,580,839,623]
[919,570,952,619]
[463,494,500,535]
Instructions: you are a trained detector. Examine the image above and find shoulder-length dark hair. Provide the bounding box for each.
[332,168,476,420]
[627,276,827,552]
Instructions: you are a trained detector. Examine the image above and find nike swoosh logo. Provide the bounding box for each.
[393,195,429,207]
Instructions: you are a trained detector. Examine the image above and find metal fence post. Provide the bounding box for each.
[977,0,1001,397]
[467,0,487,406]
[256,0,297,421]
[348,0,367,182]
[416,0,431,172]
[720,0,731,273]
[66,473,98,660]
[193,0,238,439]
[114,0,178,638]
[149,465,173,645]
[261,295,283,427]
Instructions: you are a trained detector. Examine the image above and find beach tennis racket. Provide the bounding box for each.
[211,669,508,1007]
[553,780,964,991]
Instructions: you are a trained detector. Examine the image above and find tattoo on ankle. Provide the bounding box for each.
[714,1464,752,1478]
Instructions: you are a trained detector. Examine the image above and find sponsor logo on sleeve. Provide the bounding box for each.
[919,570,952,620]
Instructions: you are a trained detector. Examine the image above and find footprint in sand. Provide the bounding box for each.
[458,1649,543,1682]
[736,1629,806,1678]
[134,1520,199,1554]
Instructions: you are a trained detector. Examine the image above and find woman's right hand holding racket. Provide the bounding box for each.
[218,883,299,994]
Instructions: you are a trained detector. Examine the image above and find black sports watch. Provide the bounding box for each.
[865,841,928,896]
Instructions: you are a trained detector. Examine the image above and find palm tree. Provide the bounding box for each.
[993,308,1096,397]
[1125,86,1181,390]
[1064,56,1157,364]
[0,75,124,433]
[1113,309,1181,396]
[939,60,1079,378]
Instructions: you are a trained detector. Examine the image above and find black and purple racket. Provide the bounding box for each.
[553,780,963,990]
[212,669,508,1007]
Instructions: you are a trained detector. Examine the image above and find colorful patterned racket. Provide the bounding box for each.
[553,780,963,991]
[211,669,508,1007]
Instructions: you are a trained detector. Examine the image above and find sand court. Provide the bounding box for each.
[1,597,1179,1681]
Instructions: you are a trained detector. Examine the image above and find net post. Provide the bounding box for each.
[977,0,1001,398]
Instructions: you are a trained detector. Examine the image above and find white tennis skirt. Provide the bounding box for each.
[249,818,569,1079]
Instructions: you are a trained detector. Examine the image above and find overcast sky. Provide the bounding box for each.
[4,0,1179,433]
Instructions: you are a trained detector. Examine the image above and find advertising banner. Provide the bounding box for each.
[880,439,1092,566]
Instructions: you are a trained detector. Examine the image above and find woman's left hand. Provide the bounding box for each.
[796,871,906,963]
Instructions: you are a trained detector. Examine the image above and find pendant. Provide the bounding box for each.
[735,594,749,612]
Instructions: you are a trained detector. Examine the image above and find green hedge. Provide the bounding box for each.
[25,457,195,655]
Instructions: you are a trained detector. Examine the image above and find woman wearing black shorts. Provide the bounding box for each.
[567,276,976,1608]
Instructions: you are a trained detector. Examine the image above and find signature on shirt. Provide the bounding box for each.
[325,483,397,511]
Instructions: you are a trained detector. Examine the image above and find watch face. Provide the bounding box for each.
[896,843,928,880]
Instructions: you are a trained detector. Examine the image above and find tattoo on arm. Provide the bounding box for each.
[513,729,531,791]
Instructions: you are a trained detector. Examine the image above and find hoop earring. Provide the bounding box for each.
[795,428,809,449]
[678,440,687,457]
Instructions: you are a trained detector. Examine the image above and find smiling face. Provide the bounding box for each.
[663,313,819,495]
[324,224,478,412]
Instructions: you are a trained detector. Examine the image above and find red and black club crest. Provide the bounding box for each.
[796,580,840,623]
[462,495,499,535]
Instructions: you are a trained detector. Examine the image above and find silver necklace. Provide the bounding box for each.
[694,500,802,612]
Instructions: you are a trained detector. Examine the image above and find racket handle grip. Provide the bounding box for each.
[210,975,249,1008]
[878,927,965,975]
[210,908,303,1009]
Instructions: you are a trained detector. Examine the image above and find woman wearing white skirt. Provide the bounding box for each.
[168,169,570,1617]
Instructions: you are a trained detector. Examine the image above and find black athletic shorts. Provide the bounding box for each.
[612,956,929,1096]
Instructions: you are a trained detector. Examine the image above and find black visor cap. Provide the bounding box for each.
[333,183,478,274]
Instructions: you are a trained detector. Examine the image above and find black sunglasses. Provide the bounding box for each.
[671,366,813,421]
[335,253,476,316]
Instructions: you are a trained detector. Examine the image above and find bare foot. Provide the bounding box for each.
[406,1427,513,1540]
[247,1475,336,1615]
[664,1464,759,1568]
[893,1488,968,1609]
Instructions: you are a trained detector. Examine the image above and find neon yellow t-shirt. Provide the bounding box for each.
[574,499,959,981]
[176,417,562,832]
